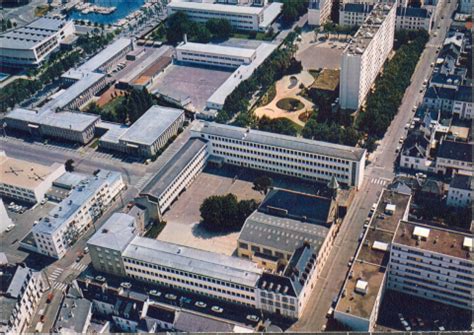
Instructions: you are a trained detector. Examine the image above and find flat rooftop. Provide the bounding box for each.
[140,137,207,198]
[119,106,184,146]
[88,213,137,252]
[344,3,394,55]
[167,1,264,15]
[123,236,263,287]
[177,42,256,59]
[192,121,366,161]
[75,38,132,73]
[0,17,70,50]
[0,152,63,189]
[370,190,411,233]
[119,46,172,84]
[393,221,472,261]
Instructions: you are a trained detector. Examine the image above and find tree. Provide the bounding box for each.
[199,194,258,232]
[257,116,297,136]
[206,18,232,40]
[65,159,75,172]
[253,176,272,194]
[85,102,102,115]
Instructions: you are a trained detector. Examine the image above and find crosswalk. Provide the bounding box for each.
[71,262,88,272]
[48,267,63,282]
[52,281,68,292]
[370,177,391,186]
[135,172,152,190]
[48,267,67,291]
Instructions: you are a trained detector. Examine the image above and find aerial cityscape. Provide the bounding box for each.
[0,0,472,333]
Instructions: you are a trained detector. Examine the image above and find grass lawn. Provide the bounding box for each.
[35,5,50,17]
[276,98,304,111]
[102,95,125,114]
[232,31,274,41]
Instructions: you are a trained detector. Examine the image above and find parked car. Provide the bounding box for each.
[165,293,177,300]
[149,290,161,297]
[211,306,223,313]
[5,224,15,232]
[180,296,192,304]
[326,307,334,318]
[195,301,207,308]
[246,314,259,322]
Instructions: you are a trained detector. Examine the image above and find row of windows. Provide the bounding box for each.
[179,52,247,63]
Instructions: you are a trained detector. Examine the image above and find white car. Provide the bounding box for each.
[246,314,259,322]
[164,293,177,300]
[194,301,207,308]
[5,224,15,232]
[211,306,223,313]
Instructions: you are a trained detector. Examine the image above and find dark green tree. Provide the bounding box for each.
[253,176,273,194]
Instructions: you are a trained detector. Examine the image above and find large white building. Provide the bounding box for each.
[0,263,47,334]
[0,16,75,68]
[166,1,281,31]
[31,170,125,259]
[339,3,396,110]
[191,121,366,189]
[308,0,333,26]
[388,221,473,310]
[98,105,185,158]
[0,200,13,234]
[176,41,256,69]
[0,151,65,204]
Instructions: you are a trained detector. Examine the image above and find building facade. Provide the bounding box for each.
[435,140,473,176]
[446,174,473,208]
[0,16,75,68]
[339,3,396,110]
[32,170,125,259]
[308,0,333,26]
[388,221,473,310]
[191,122,366,189]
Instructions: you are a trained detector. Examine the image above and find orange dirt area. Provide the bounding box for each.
[97,86,127,107]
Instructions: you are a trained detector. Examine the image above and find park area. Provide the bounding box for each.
[254,71,314,127]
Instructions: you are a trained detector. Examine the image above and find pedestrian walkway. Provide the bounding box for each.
[370,177,391,186]
[52,282,68,292]
[135,172,152,190]
[47,267,63,282]
[71,262,88,272]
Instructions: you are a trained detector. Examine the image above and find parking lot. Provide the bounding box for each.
[151,64,233,112]
[1,198,57,263]
[376,290,472,331]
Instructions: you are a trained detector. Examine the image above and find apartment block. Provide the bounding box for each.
[339,3,396,110]
[191,121,366,189]
[308,0,333,26]
[0,262,47,334]
[388,221,473,310]
[32,170,125,259]
[435,140,473,176]
[447,174,473,208]
[0,151,65,204]
[0,16,75,68]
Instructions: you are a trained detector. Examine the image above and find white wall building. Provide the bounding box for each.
[0,264,47,334]
[308,0,333,26]
[388,221,473,310]
[435,140,473,176]
[176,41,256,69]
[339,3,396,110]
[0,151,65,204]
[191,121,366,189]
[0,16,75,68]
[31,170,125,259]
[452,86,473,120]
[0,199,13,234]
[98,105,185,158]
[446,174,473,208]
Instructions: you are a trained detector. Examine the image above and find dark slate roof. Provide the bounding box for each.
[430,73,462,86]
[421,179,444,195]
[402,130,430,158]
[396,6,430,18]
[257,272,297,297]
[424,86,456,101]
[388,181,412,195]
[145,304,176,324]
[342,3,373,13]
[259,189,333,224]
[140,138,208,199]
[450,174,473,190]
[174,311,234,332]
[455,86,472,102]
[437,140,473,162]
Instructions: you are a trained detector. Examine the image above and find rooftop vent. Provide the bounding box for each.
[372,241,389,252]
[355,279,368,295]
[463,237,473,251]
[413,226,430,241]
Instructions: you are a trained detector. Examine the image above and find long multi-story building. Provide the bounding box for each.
[308,0,333,26]
[0,151,65,204]
[0,262,47,334]
[388,221,473,310]
[32,170,125,259]
[166,1,281,31]
[0,16,75,69]
[191,121,366,189]
[339,3,396,110]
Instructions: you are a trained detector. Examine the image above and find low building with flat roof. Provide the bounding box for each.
[31,170,125,259]
[334,189,412,331]
[98,105,185,158]
[0,16,75,69]
[0,151,65,204]
[388,221,473,310]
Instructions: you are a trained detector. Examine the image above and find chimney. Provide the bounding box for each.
[183,33,188,44]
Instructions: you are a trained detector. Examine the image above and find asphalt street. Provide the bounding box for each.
[290,0,457,331]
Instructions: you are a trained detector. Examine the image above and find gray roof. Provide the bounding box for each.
[168,1,263,15]
[53,172,88,190]
[0,17,69,50]
[97,121,129,145]
[6,266,31,298]
[55,297,92,333]
[123,237,262,287]
[239,211,329,254]
[140,138,207,198]
[33,170,122,235]
[119,106,184,146]
[174,311,234,332]
[0,297,16,328]
[193,121,366,161]
[177,42,256,59]
[76,38,132,73]
[87,213,138,252]
[450,174,473,191]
